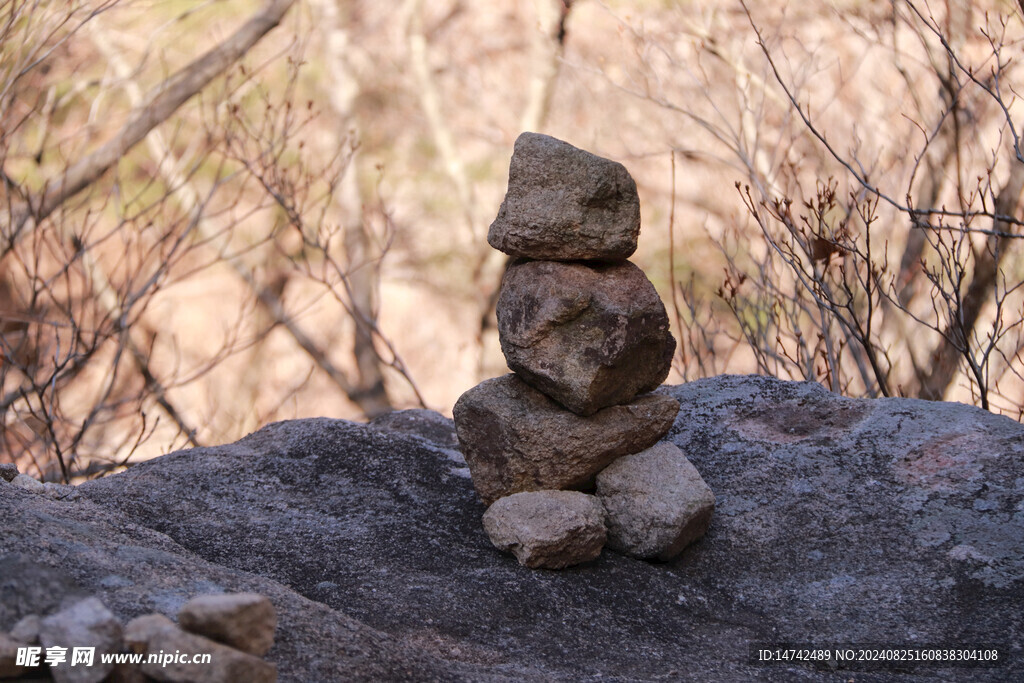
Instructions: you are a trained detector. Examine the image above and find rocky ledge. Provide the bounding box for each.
[2,375,1022,681]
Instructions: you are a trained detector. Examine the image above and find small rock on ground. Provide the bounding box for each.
[482,490,607,569]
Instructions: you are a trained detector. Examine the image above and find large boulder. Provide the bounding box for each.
[3,385,1023,681]
[497,259,676,415]
[596,442,715,561]
[453,374,680,504]
[487,132,641,261]
[482,491,606,569]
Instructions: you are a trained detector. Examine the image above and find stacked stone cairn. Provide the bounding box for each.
[453,133,715,570]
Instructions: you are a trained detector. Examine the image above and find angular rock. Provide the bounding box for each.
[453,374,680,504]
[124,614,276,683]
[178,593,276,657]
[498,259,676,415]
[39,597,122,683]
[482,491,606,569]
[0,463,17,482]
[596,442,714,561]
[487,132,641,261]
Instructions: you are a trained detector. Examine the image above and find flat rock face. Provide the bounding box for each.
[497,259,676,415]
[596,442,714,561]
[453,374,680,504]
[4,375,1024,681]
[487,132,641,261]
[482,491,606,569]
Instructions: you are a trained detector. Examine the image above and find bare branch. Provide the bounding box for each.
[3,0,297,253]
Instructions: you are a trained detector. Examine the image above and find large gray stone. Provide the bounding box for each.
[497,259,676,415]
[452,374,680,504]
[487,133,641,261]
[0,496,489,681]
[2,377,1023,681]
[596,442,715,561]
[482,491,606,569]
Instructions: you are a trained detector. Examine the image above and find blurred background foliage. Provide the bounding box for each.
[2,0,1023,481]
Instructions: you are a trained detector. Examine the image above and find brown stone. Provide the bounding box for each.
[482,491,606,569]
[596,442,714,561]
[453,374,679,505]
[124,614,276,683]
[487,133,641,261]
[178,593,276,657]
[497,259,676,415]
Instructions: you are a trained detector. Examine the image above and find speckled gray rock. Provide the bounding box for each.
[497,259,675,415]
[124,614,276,683]
[39,598,122,683]
[596,442,714,561]
[487,133,640,261]
[0,487,492,681]
[453,374,680,504]
[4,384,1024,681]
[482,491,606,569]
[369,409,460,449]
[178,593,276,656]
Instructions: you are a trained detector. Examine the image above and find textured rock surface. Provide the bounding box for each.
[0,554,87,627]
[0,498,490,681]
[124,613,276,683]
[3,375,1024,680]
[369,408,461,450]
[482,491,606,569]
[39,598,122,683]
[487,132,641,261]
[453,374,679,504]
[0,463,17,482]
[178,593,276,656]
[596,442,715,561]
[497,259,675,415]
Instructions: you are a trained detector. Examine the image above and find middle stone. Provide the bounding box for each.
[497,258,676,415]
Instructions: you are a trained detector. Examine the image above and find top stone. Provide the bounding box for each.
[487,133,641,261]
